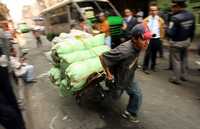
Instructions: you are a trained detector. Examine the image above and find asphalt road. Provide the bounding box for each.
[17,33,200,129]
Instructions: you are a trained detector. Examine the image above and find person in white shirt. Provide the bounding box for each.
[142,2,165,74]
[10,47,35,83]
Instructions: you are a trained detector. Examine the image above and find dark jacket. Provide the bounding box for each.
[167,10,195,42]
[123,16,138,40]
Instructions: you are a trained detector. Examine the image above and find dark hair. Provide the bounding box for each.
[149,1,158,7]
[174,2,187,8]
[79,18,85,22]
[132,32,143,40]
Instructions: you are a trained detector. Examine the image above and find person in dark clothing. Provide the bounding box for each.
[121,9,138,41]
[167,0,195,84]
[0,29,26,129]
[32,29,42,48]
[100,23,152,123]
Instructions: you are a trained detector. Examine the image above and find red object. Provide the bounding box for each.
[143,23,153,40]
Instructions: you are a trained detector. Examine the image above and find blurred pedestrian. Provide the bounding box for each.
[32,29,42,48]
[100,23,152,123]
[167,0,195,85]
[0,28,26,129]
[10,47,36,84]
[143,2,165,74]
[79,18,92,33]
[136,9,144,23]
[98,12,111,48]
[121,9,138,41]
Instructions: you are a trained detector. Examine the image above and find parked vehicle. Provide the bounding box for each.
[41,0,123,43]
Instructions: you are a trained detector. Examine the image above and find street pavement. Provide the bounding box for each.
[16,33,200,129]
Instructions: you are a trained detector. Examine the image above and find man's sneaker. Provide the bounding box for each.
[142,69,150,75]
[180,77,188,82]
[122,111,140,123]
[169,78,181,85]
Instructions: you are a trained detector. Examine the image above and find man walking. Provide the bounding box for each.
[98,12,111,48]
[143,2,165,74]
[167,0,195,84]
[122,9,138,41]
[100,23,152,123]
[32,29,42,48]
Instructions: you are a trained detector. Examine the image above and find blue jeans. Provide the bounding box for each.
[22,65,34,82]
[105,36,111,48]
[126,80,142,116]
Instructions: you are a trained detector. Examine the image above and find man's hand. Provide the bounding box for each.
[106,73,113,80]
[99,55,113,81]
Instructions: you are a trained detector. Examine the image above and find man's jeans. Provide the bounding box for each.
[22,65,34,82]
[126,80,142,116]
[171,47,188,81]
[105,36,112,48]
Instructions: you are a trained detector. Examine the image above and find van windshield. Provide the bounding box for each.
[76,1,117,18]
[96,1,118,16]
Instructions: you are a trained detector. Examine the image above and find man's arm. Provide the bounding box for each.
[99,55,113,80]
[99,46,126,80]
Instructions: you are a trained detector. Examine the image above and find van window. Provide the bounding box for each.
[49,6,68,25]
[69,4,81,21]
[77,1,101,15]
[96,1,117,16]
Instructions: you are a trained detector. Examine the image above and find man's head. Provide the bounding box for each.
[130,24,153,50]
[171,0,187,13]
[124,9,133,17]
[149,2,159,17]
[98,12,107,22]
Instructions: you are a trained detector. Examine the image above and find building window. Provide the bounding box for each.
[49,6,68,25]
[69,4,81,21]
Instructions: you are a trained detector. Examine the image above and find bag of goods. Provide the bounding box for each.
[59,45,109,65]
[52,39,85,55]
[70,29,92,39]
[66,57,103,83]
[59,33,71,39]
[51,39,85,63]
[70,80,87,92]
[49,30,110,96]
[91,45,110,56]
[59,79,70,96]
[52,37,64,45]
[59,79,87,96]
[80,33,105,48]
[48,67,61,86]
